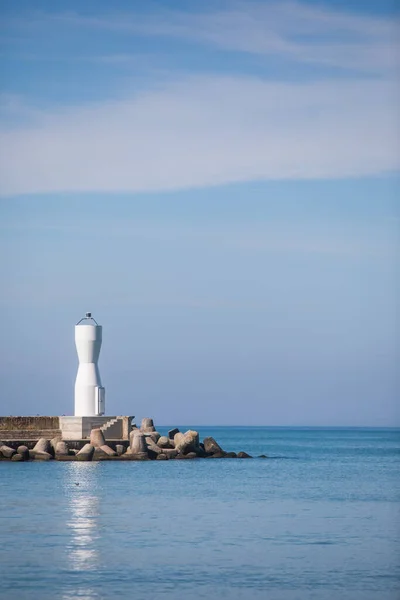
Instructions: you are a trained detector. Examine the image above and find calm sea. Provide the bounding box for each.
[1,427,399,600]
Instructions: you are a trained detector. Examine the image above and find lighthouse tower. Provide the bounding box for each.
[74,313,105,416]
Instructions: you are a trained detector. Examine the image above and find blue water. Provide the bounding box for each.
[1,427,399,600]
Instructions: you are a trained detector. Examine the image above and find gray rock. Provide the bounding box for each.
[225,452,238,458]
[90,429,106,448]
[156,453,167,460]
[17,445,30,460]
[55,441,69,456]
[140,418,155,433]
[116,444,125,456]
[11,453,24,462]
[258,454,268,458]
[175,430,200,455]
[33,438,51,454]
[237,451,252,458]
[168,428,180,440]
[100,445,117,457]
[0,445,16,459]
[76,444,95,461]
[203,437,224,455]
[157,436,171,449]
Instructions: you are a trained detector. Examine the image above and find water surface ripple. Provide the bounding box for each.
[1,427,399,600]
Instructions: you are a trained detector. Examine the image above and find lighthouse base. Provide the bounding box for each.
[59,416,132,441]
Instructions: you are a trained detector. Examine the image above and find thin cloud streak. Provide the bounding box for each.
[35,1,399,74]
[0,75,398,196]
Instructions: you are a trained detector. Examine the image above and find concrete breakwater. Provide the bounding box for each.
[0,417,267,462]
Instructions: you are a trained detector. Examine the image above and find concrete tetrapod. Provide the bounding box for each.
[90,429,106,448]
[11,453,24,462]
[175,430,200,455]
[17,445,30,460]
[76,444,95,461]
[173,432,185,448]
[33,438,52,454]
[50,436,62,454]
[146,438,163,459]
[0,445,16,458]
[33,451,53,460]
[55,441,69,456]
[130,431,149,459]
[100,445,117,457]
[168,428,179,440]
[140,418,155,433]
[157,436,171,449]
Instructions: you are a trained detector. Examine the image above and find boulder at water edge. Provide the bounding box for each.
[116,444,125,456]
[203,437,224,456]
[237,451,252,458]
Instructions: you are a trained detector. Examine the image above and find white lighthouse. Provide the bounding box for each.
[74,313,105,417]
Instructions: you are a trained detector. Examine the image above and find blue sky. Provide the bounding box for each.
[0,1,399,425]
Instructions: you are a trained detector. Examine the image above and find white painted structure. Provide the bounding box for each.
[74,313,105,416]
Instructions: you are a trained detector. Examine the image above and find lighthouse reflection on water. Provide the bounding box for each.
[62,462,101,600]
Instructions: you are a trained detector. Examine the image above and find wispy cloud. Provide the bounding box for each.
[0,74,398,196]
[0,1,398,196]
[33,1,399,74]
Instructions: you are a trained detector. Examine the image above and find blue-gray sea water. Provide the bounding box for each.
[1,427,399,600]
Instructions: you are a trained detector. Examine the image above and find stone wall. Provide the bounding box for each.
[0,416,60,430]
